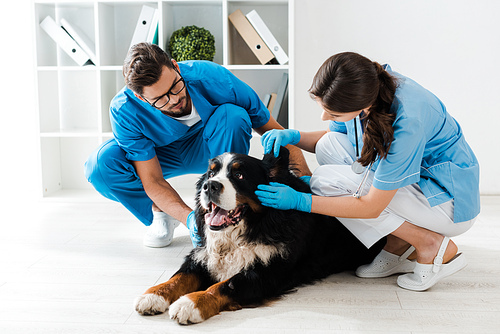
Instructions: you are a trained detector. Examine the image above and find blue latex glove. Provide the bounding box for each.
[186,211,202,247]
[255,182,312,212]
[299,175,311,186]
[261,129,301,157]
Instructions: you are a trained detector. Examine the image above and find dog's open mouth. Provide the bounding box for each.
[204,203,248,231]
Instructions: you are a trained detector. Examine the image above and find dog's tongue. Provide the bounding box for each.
[205,206,229,227]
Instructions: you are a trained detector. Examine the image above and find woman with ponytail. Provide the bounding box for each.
[256,52,480,291]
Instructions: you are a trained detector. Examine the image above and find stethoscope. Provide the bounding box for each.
[351,116,373,199]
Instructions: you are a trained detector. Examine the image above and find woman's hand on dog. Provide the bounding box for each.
[256,182,312,212]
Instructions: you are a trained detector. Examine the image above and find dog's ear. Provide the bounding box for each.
[263,146,290,178]
[196,169,209,192]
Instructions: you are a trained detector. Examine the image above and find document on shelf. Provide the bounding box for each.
[129,5,159,49]
[263,93,272,109]
[267,93,278,113]
[60,18,97,65]
[228,9,275,65]
[40,16,93,66]
[246,10,288,65]
[273,73,288,120]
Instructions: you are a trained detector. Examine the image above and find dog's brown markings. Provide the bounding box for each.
[231,162,240,169]
[210,162,216,170]
[145,273,201,304]
[236,194,262,212]
[184,279,241,320]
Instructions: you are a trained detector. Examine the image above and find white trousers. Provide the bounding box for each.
[310,132,476,248]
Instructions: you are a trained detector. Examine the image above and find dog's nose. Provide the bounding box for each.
[203,180,223,193]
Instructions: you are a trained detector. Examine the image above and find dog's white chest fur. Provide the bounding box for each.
[194,223,285,282]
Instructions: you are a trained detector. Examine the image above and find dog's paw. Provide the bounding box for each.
[134,293,170,315]
[169,295,204,324]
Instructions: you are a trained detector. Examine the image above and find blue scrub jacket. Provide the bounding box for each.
[111,60,271,162]
[329,65,480,223]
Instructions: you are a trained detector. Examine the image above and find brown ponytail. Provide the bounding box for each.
[309,52,398,166]
[359,61,398,165]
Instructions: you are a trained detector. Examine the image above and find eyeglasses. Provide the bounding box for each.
[141,68,186,110]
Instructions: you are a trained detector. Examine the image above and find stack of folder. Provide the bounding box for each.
[40,5,159,66]
[229,9,288,65]
[40,16,96,66]
[229,9,289,127]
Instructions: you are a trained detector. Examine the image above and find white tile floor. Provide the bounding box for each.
[1,194,499,333]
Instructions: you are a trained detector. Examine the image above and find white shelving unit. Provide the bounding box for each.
[33,0,292,197]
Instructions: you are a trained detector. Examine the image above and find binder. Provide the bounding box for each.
[246,10,288,65]
[267,93,277,113]
[147,9,159,45]
[60,18,97,65]
[129,5,159,49]
[40,16,93,66]
[228,9,274,65]
[263,93,272,109]
[273,73,288,125]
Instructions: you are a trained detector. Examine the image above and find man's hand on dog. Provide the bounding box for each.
[261,129,301,157]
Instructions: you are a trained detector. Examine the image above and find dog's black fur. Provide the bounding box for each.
[135,148,385,324]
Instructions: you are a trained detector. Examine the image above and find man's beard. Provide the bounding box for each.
[161,95,191,118]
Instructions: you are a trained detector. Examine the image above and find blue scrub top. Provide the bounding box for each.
[329,65,480,223]
[110,60,270,162]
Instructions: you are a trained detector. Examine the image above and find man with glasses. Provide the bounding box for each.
[85,43,310,248]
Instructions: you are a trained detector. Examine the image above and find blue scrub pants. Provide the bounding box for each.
[84,104,252,226]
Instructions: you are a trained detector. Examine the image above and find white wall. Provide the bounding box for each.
[294,0,500,194]
[0,1,39,204]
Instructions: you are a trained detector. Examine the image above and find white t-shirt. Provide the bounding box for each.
[173,105,201,127]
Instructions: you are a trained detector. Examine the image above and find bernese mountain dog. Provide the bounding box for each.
[134,148,384,324]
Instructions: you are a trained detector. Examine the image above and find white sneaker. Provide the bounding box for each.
[356,246,416,278]
[143,211,181,248]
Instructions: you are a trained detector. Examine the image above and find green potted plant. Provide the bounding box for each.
[169,25,216,61]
